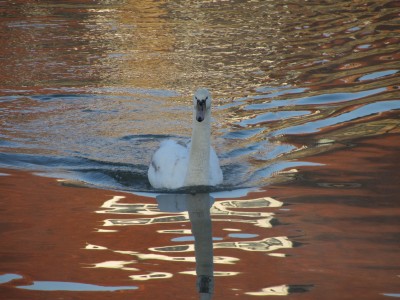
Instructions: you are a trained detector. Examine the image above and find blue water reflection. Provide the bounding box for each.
[273,100,400,136]
[0,273,23,284]
[358,70,398,82]
[240,110,311,126]
[18,281,138,291]
[245,87,386,110]
[0,273,138,292]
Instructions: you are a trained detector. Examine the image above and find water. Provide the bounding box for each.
[1,0,399,192]
[0,0,399,299]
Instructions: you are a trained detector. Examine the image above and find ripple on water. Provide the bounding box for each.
[18,281,138,292]
[0,1,399,299]
[383,294,400,298]
[223,128,263,139]
[244,87,386,110]
[0,273,138,291]
[240,110,311,126]
[272,100,400,136]
[357,69,398,82]
[0,273,23,284]
[228,233,259,239]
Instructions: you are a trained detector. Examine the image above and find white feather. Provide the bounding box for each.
[148,140,223,189]
[148,140,188,189]
[147,88,223,189]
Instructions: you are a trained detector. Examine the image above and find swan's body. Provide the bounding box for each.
[148,88,223,189]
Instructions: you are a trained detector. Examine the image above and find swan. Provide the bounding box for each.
[148,88,223,189]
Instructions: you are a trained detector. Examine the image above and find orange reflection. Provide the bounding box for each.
[1,133,400,299]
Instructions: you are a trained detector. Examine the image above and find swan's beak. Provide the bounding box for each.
[196,100,206,122]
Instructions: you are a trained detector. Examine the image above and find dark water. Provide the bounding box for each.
[0,1,400,299]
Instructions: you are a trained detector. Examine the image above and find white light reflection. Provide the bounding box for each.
[180,271,240,277]
[113,250,238,265]
[129,272,173,281]
[246,284,290,296]
[102,214,189,226]
[157,229,192,234]
[85,243,108,250]
[87,193,291,297]
[149,236,292,253]
[96,195,160,215]
[246,284,313,296]
[87,260,139,271]
[98,195,282,229]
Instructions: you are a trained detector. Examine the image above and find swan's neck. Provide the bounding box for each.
[184,111,211,186]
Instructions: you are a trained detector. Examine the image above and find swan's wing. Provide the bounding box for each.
[148,140,189,189]
[209,146,223,185]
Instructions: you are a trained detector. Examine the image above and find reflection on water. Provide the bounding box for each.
[88,192,295,298]
[98,194,282,229]
[1,145,399,299]
[0,272,139,292]
[18,281,138,292]
[0,0,399,191]
[0,0,399,299]
[181,194,214,297]
[246,284,314,296]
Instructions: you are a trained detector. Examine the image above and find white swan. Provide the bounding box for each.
[148,88,223,189]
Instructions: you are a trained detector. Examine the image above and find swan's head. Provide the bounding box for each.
[193,88,211,122]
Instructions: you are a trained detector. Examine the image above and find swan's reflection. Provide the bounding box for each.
[100,195,281,228]
[90,193,295,298]
[156,193,214,299]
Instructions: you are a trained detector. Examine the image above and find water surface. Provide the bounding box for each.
[0,0,399,299]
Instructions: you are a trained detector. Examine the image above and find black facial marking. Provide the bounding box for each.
[196,98,206,122]
[197,99,206,105]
